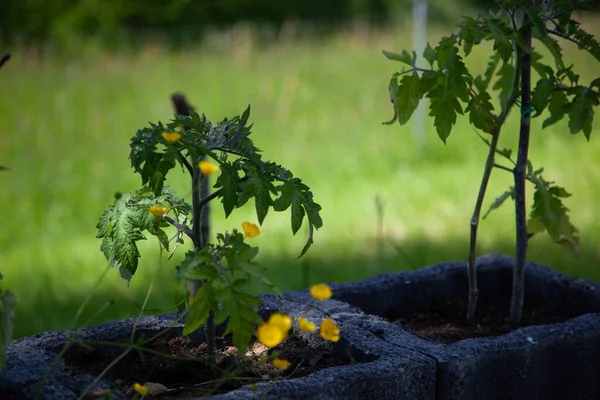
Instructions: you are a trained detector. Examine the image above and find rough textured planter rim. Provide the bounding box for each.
[0,291,435,399]
[2,253,599,400]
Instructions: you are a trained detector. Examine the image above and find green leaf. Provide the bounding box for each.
[542,90,568,129]
[391,72,422,125]
[567,86,599,139]
[423,43,436,66]
[535,36,565,70]
[427,80,463,143]
[492,61,515,107]
[214,162,241,217]
[96,192,147,285]
[273,178,322,256]
[484,17,513,63]
[531,78,556,116]
[176,250,218,281]
[528,177,579,254]
[475,53,501,93]
[217,289,263,352]
[465,92,495,133]
[382,49,416,66]
[0,289,16,371]
[239,162,276,225]
[0,166,9,171]
[483,187,515,219]
[183,284,213,336]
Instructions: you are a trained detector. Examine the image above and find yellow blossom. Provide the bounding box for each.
[242,221,261,238]
[148,205,168,217]
[268,312,292,333]
[162,131,182,143]
[272,358,291,370]
[297,316,316,333]
[320,318,340,342]
[256,323,286,348]
[133,382,149,397]
[198,160,220,175]
[310,283,332,301]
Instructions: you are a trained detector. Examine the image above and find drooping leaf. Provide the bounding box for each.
[567,86,599,139]
[273,178,322,256]
[183,284,214,336]
[528,176,579,254]
[483,187,515,219]
[217,289,263,352]
[214,162,242,217]
[423,43,437,66]
[492,61,515,108]
[390,72,422,125]
[96,192,147,285]
[484,17,513,63]
[531,78,556,117]
[542,90,568,129]
[427,80,463,143]
[466,91,496,133]
[535,35,565,70]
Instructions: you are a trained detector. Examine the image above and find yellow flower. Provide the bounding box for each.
[162,131,182,143]
[272,358,291,370]
[148,205,168,217]
[256,323,286,348]
[320,318,340,342]
[198,160,220,175]
[297,316,316,333]
[133,382,149,396]
[310,283,332,301]
[268,312,292,333]
[242,221,261,238]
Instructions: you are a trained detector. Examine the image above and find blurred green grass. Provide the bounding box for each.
[1,22,600,339]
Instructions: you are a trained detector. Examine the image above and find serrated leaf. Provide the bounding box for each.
[273,178,322,256]
[497,148,513,160]
[427,81,463,143]
[466,92,496,133]
[183,284,213,335]
[529,178,579,254]
[542,90,568,129]
[484,17,513,63]
[96,193,147,285]
[218,289,263,352]
[423,43,436,66]
[536,35,565,70]
[382,49,416,66]
[568,86,599,139]
[493,61,515,107]
[477,53,501,93]
[531,78,556,116]
[483,187,515,219]
[214,162,241,217]
[391,72,421,125]
[176,250,218,281]
[531,51,554,79]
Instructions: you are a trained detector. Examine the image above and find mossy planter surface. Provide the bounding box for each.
[2,254,599,399]
[331,254,600,400]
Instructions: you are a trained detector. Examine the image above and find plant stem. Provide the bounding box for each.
[172,93,215,356]
[509,10,533,325]
[466,9,522,321]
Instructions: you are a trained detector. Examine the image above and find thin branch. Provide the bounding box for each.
[163,215,194,240]
[175,149,194,176]
[494,163,536,184]
[546,28,586,48]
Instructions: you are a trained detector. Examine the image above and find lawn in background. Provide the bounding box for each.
[1,21,600,338]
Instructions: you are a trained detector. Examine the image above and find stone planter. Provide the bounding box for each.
[1,253,599,399]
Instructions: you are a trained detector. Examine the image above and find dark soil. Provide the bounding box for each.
[392,294,583,343]
[66,334,357,399]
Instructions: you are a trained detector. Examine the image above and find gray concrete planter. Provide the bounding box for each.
[1,253,599,399]
[0,292,434,399]
[331,253,600,400]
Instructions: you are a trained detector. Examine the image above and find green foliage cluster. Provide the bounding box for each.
[385,0,599,254]
[96,106,322,353]
[383,0,600,321]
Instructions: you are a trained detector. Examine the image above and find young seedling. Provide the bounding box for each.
[96,105,322,355]
[383,0,600,323]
